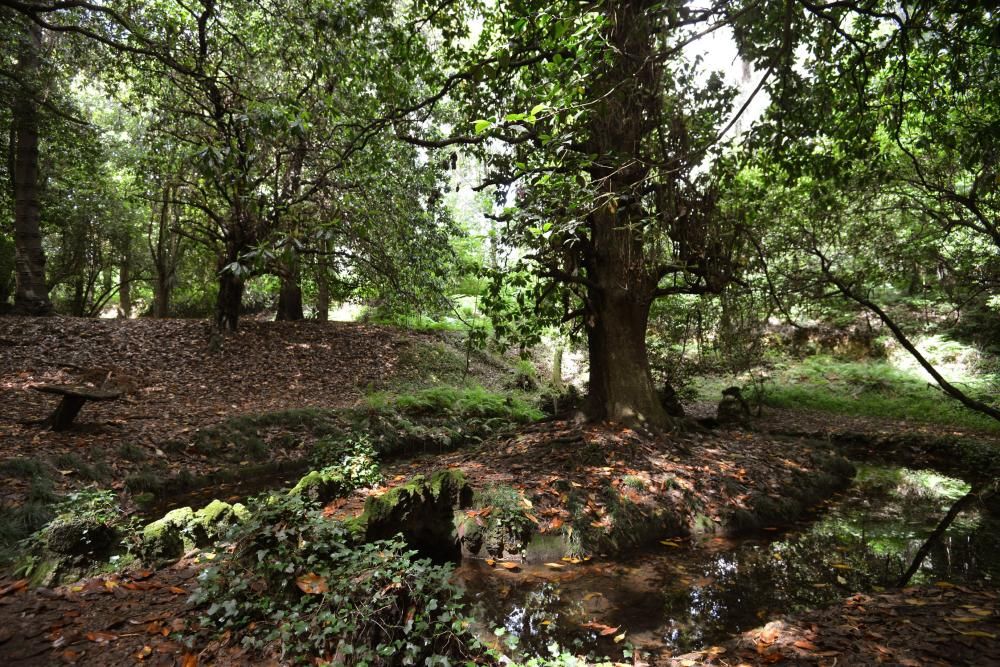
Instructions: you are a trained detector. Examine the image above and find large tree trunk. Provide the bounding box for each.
[586,215,671,428]
[215,267,244,331]
[275,251,304,321]
[577,0,670,428]
[215,238,245,331]
[10,23,52,316]
[276,276,304,321]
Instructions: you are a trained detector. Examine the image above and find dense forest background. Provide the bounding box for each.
[2,0,998,429]
[2,1,1000,665]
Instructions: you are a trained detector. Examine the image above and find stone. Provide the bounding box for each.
[357,470,472,562]
[141,506,194,563]
[45,518,119,559]
[288,469,351,504]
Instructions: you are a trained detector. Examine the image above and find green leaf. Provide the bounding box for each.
[473,119,492,134]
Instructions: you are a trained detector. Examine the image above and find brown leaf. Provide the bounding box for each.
[793,639,818,650]
[295,572,329,595]
[86,631,117,643]
[0,579,28,597]
[581,620,620,635]
[181,654,199,667]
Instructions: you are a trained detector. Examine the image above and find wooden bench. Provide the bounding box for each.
[33,384,123,431]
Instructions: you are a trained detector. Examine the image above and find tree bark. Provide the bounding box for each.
[153,278,171,318]
[315,245,329,321]
[10,22,52,316]
[276,274,304,321]
[584,284,668,427]
[119,246,131,318]
[577,0,669,428]
[215,267,244,331]
[149,185,179,318]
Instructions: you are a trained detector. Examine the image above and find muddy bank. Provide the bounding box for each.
[331,420,856,563]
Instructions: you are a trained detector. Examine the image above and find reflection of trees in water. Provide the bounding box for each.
[456,470,1000,657]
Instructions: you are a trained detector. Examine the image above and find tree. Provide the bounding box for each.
[5,17,52,314]
[3,0,464,329]
[417,0,757,427]
[737,1,1000,424]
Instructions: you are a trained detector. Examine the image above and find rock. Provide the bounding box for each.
[191,500,247,545]
[356,470,472,562]
[45,518,120,559]
[141,506,194,563]
[717,396,748,425]
[288,468,351,504]
[658,383,685,418]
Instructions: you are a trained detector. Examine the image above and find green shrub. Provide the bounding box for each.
[366,386,542,423]
[190,494,482,664]
[0,457,54,480]
[737,356,1000,432]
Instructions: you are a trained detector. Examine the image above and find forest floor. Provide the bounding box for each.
[0,316,509,508]
[0,317,998,665]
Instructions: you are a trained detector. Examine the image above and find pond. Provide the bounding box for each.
[453,463,1000,661]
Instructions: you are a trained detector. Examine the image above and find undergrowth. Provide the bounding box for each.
[703,355,1000,432]
[190,494,483,665]
[358,386,543,458]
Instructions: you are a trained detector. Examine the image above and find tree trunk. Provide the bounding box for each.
[215,269,244,331]
[276,276,304,321]
[215,241,244,331]
[153,278,171,318]
[584,286,668,427]
[315,247,329,321]
[119,247,131,318]
[10,23,52,316]
[576,0,670,429]
[150,186,179,318]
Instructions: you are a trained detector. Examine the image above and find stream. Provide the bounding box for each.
[453,463,1000,661]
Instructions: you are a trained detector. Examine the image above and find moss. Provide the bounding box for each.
[356,470,472,562]
[141,506,194,563]
[192,500,248,544]
[288,469,351,504]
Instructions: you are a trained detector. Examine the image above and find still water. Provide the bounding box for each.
[454,464,1000,660]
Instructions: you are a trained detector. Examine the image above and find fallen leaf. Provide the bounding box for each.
[0,579,28,596]
[295,572,329,594]
[793,639,818,650]
[86,631,117,643]
[499,562,520,571]
[544,562,565,569]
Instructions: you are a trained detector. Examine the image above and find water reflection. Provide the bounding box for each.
[454,464,1000,660]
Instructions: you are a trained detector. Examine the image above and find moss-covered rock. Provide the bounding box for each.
[288,469,351,504]
[191,500,248,545]
[356,470,472,562]
[141,506,194,563]
[45,517,120,558]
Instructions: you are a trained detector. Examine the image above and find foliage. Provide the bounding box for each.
[190,493,481,664]
[366,386,543,424]
[308,432,382,490]
[753,356,1000,433]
